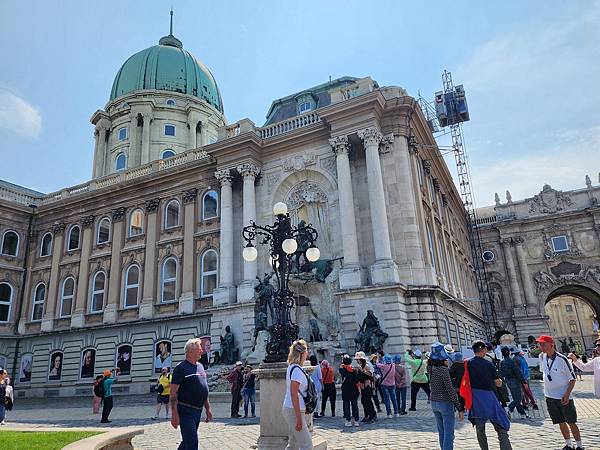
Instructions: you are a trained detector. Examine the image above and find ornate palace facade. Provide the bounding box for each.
[0,30,484,397]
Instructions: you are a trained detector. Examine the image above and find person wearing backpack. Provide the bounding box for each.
[377,354,399,418]
[282,339,314,450]
[355,351,377,424]
[153,367,172,420]
[92,375,103,414]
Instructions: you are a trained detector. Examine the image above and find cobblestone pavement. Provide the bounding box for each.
[4,376,600,450]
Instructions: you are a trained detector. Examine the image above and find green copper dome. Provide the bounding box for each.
[110,34,223,113]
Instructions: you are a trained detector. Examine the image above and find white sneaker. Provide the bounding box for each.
[0,421,5,425]
[353,420,359,427]
[386,414,393,419]
[344,420,352,427]
[394,413,400,418]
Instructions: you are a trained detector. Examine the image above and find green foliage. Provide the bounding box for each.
[0,431,99,450]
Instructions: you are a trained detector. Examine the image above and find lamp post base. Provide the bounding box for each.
[254,361,327,450]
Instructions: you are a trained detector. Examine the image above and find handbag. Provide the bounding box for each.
[459,360,473,410]
[290,365,318,414]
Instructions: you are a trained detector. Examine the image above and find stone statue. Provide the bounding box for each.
[494,192,501,206]
[293,220,312,272]
[355,310,388,354]
[568,337,575,351]
[220,325,236,365]
[586,174,592,188]
[255,273,275,320]
[308,319,322,342]
[559,338,570,354]
[506,190,513,204]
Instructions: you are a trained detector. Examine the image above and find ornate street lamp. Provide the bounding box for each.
[242,202,320,362]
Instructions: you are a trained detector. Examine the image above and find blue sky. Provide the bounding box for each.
[1,1,598,206]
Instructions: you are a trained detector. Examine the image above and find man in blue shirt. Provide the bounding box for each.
[170,338,212,450]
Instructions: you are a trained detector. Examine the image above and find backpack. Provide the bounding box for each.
[290,365,318,414]
[94,378,106,398]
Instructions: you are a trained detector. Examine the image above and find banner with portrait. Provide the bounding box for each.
[154,340,172,374]
[0,355,6,371]
[48,351,63,381]
[116,344,132,376]
[19,353,32,382]
[80,348,96,379]
[199,335,211,369]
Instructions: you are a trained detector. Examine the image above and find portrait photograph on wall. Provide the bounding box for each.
[199,335,211,369]
[153,340,172,374]
[48,351,63,381]
[19,353,32,382]
[116,344,132,376]
[80,348,96,379]
[0,355,6,371]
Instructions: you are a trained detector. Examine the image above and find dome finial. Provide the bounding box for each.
[169,8,173,35]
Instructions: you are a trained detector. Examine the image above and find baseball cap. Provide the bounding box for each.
[472,340,487,352]
[235,361,243,366]
[536,335,554,344]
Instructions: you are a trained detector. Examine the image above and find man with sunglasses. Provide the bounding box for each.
[568,339,600,399]
[537,335,583,450]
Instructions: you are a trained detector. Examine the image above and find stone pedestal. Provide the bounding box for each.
[338,266,362,289]
[254,362,327,450]
[237,281,256,303]
[70,312,85,328]
[103,304,118,324]
[213,286,236,306]
[371,260,400,285]
[178,293,194,314]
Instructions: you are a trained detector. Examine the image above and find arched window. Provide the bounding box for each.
[161,257,177,302]
[161,149,176,159]
[569,320,578,333]
[200,250,218,298]
[32,282,46,321]
[0,282,13,323]
[164,200,180,229]
[40,232,53,257]
[1,230,19,256]
[115,153,127,171]
[129,209,144,237]
[426,223,436,269]
[97,217,111,244]
[90,272,106,313]
[60,277,75,317]
[67,225,80,251]
[202,190,218,220]
[124,264,140,308]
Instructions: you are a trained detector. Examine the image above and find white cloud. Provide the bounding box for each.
[0,89,42,138]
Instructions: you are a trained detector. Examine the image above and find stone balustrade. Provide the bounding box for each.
[259,111,321,139]
[1,148,212,207]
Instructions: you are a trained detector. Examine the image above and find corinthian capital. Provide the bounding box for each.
[513,236,525,245]
[500,238,513,246]
[358,128,383,147]
[182,188,198,204]
[81,215,95,228]
[328,135,350,156]
[52,222,66,235]
[237,163,261,179]
[214,169,234,186]
[111,207,126,222]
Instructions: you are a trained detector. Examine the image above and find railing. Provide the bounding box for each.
[259,111,321,139]
[3,149,212,207]
[474,215,497,225]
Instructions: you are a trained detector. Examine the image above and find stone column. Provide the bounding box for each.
[514,236,537,307]
[187,113,200,149]
[237,163,260,302]
[329,135,361,288]
[180,188,198,314]
[41,223,65,332]
[140,198,160,319]
[93,124,108,178]
[500,238,521,308]
[213,169,236,305]
[71,215,95,327]
[129,113,139,166]
[141,113,153,164]
[104,207,126,324]
[358,128,399,285]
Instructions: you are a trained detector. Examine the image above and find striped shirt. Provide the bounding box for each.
[428,365,463,411]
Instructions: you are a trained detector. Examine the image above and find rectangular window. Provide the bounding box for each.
[164,124,176,136]
[565,304,573,312]
[551,236,569,252]
[118,127,127,141]
[299,102,312,113]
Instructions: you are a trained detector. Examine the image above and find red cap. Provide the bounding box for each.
[536,335,554,344]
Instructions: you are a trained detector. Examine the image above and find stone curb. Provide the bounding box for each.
[62,427,144,450]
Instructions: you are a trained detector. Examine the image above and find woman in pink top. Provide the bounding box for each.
[393,355,409,414]
[376,355,399,418]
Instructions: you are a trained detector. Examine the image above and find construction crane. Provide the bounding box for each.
[418,70,498,339]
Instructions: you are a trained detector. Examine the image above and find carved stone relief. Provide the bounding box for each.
[319,156,337,179]
[529,184,574,214]
[533,263,600,293]
[282,152,317,172]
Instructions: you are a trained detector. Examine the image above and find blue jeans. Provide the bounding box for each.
[243,387,256,416]
[0,403,5,422]
[395,386,407,412]
[177,403,203,450]
[381,384,399,415]
[431,400,456,450]
[506,379,526,415]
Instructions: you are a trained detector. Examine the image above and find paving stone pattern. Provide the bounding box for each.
[4,377,600,450]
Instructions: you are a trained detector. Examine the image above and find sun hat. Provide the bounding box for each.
[235,361,243,366]
[413,350,422,358]
[393,354,402,364]
[383,355,392,364]
[452,352,463,362]
[444,344,455,354]
[354,351,367,360]
[430,342,449,361]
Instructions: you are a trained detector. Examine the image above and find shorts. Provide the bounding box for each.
[546,397,577,424]
[157,394,170,404]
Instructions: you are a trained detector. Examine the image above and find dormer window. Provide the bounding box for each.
[299,102,312,113]
[118,127,128,141]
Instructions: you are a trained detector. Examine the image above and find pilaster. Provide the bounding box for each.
[104,207,125,324]
[238,162,260,302]
[41,223,65,332]
[140,198,160,319]
[180,188,197,314]
[71,215,94,328]
[213,169,236,305]
[513,236,537,307]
